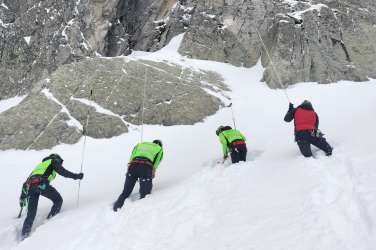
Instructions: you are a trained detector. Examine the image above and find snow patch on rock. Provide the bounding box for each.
[42,89,82,129]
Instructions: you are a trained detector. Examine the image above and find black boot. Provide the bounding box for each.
[21,225,31,240]
[113,199,124,212]
[326,147,333,156]
[47,209,60,219]
[47,203,62,219]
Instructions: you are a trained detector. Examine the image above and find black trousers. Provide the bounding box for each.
[22,184,63,236]
[295,131,333,157]
[114,163,153,209]
[230,144,247,163]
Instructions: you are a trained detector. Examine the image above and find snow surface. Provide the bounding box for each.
[289,3,328,20]
[0,34,376,250]
[23,37,31,45]
[1,3,8,10]
[42,89,82,129]
[70,96,131,127]
[0,19,10,28]
[0,96,26,114]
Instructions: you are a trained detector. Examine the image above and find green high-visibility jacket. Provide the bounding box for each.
[218,129,246,156]
[30,159,57,182]
[29,158,77,183]
[130,142,164,169]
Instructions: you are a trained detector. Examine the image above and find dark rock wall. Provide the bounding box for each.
[3,0,375,96]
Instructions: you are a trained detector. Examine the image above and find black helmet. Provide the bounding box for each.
[216,126,225,136]
[153,139,162,147]
[301,100,313,110]
[216,125,232,136]
[302,100,311,106]
[48,154,63,164]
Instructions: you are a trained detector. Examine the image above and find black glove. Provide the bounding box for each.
[289,103,294,110]
[74,173,84,180]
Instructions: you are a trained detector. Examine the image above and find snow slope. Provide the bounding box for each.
[0,34,375,250]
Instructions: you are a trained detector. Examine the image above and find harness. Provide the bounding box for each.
[26,175,48,190]
[130,158,153,167]
[231,140,246,146]
[20,175,48,208]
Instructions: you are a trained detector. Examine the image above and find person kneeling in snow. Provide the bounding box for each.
[19,154,84,239]
[113,140,164,212]
[284,100,333,157]
[216,126,247,163]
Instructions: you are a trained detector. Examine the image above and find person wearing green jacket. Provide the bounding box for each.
[19,154,84,239]
[113,140,164,211]
[216,126,247,163]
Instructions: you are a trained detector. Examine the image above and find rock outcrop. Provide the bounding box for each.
[0,0,119,99]
[0,57,226,149]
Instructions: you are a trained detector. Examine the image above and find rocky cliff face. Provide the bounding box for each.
[2,0,375,95]
[177,0,376,86]
[1,0,375,149]
[105,0,376,86]
[0,0,119,98]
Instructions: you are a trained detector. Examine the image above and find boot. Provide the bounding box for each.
[21,225,31,240]
[47,206,61,219]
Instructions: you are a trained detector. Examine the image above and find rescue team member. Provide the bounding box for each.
[216,126,247,163]
[19,154,83,239]
[113,140,163,211]
[284,100,333,157]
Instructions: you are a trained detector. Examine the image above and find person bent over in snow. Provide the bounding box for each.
[216,126,247,164]
[113,140,164,212]
[284,100,333,157]
[19,154,84,239]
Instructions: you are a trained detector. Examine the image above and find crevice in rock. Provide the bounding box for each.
[103,0,140,57]
[331,37,351,62]
[103,0,193,57]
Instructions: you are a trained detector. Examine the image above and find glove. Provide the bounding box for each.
[74,173,84,180]
[289,103,294,110]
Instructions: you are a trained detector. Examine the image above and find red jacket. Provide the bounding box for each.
[294,108,317,131]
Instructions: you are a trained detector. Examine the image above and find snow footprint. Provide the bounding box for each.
[310,154,373,250]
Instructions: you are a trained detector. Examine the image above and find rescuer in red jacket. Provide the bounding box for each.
[284,100,333,157]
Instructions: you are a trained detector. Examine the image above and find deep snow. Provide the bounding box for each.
[0,34,375,250]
